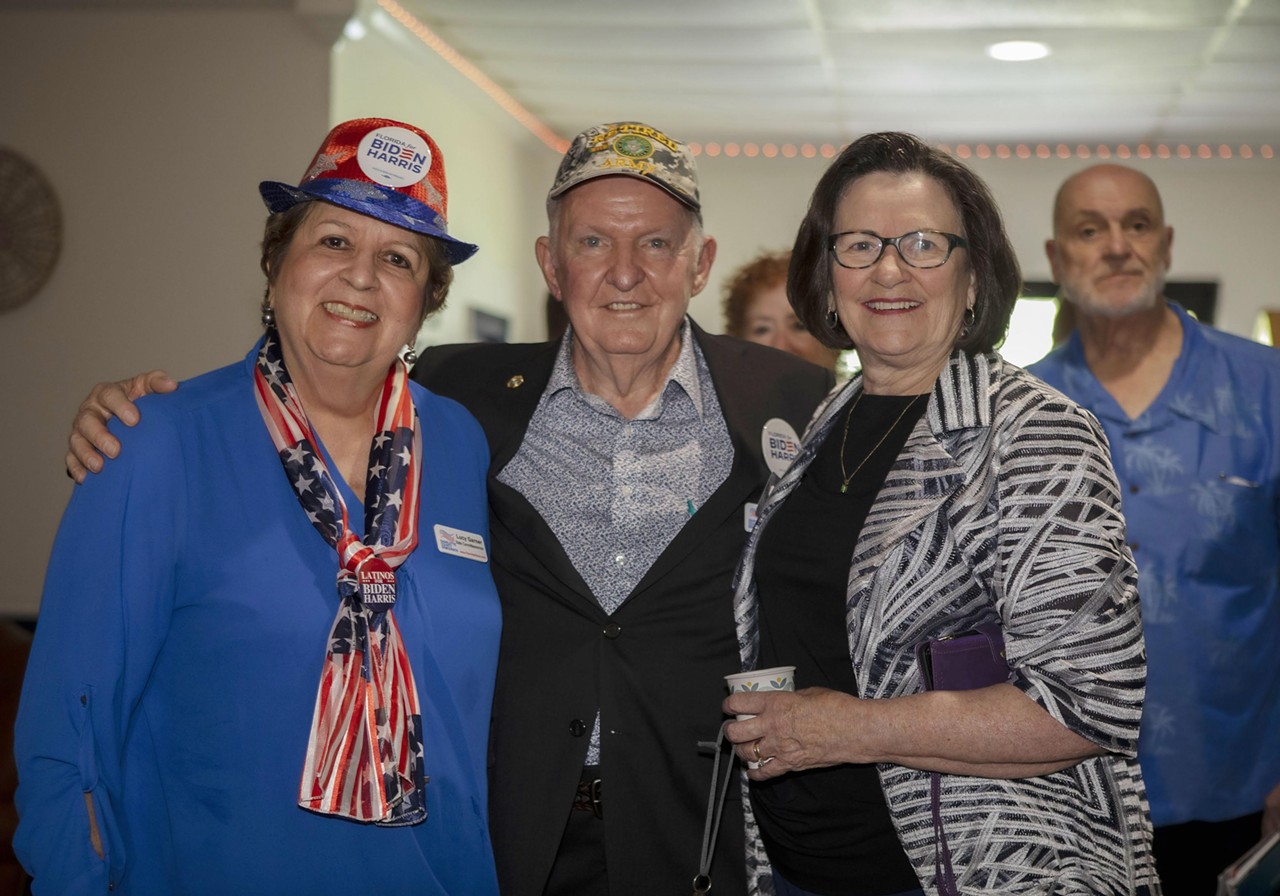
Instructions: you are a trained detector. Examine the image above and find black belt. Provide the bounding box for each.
[573,767,602,818]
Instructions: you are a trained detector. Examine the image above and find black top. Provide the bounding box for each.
[753,391,928,896]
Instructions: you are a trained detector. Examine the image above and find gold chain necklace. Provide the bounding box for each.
[838,392,925,494]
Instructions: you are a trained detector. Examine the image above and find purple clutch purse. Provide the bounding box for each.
[915,621,1008,691]
[914,620,1008,896]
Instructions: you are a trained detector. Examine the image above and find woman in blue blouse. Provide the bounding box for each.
[15,118,501,895]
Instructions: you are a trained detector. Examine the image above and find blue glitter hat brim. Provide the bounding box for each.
[258,179,478,265]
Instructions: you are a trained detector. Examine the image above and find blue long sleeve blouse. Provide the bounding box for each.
[15,344,502,895]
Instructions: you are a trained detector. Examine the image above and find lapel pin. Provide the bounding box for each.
[506,375,525,389]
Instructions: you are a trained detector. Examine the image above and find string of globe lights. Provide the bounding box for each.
[686,142,1274,161]
[373,0,1274,164]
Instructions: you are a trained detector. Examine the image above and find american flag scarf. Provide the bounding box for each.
[252,330,427,826]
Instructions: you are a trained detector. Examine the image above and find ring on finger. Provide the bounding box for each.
[751,739,763,762]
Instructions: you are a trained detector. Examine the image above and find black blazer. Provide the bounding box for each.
[414,321,832,896]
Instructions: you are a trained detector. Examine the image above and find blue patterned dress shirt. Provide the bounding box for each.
[498,319,733,763]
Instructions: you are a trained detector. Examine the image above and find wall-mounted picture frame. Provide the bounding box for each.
[470,308,509,344]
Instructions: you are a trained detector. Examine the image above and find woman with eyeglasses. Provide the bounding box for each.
[722,133,1162,895]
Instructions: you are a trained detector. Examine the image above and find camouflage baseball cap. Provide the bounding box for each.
[548,121,700,212]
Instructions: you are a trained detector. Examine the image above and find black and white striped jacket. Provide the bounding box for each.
[733,350,1162,895]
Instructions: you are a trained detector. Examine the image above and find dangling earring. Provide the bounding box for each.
[826,295,839,329]
[261,303,275,327]
[402,344,418,365]
[961,305,976,338]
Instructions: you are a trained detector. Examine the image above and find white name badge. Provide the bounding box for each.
[433,524,489,563]
[744,502,758,533]
[760,418,801,477]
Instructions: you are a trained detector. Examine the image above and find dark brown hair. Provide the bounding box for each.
[788,132,1021,355]
[259,201,454,325]
[721,249,791,338]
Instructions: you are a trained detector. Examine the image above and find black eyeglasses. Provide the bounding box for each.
[828,230,968,269]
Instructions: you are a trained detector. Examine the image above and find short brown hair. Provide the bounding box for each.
[258,200,455,325]
[789,132,1021,355]
[722,250,790,338]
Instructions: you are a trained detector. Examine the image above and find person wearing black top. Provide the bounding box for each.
[723,133,1162,896]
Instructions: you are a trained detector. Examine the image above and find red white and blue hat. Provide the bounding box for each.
[259,118,478,265]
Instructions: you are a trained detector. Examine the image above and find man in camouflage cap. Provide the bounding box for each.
[64,120,832,896]
[548,121,702,213]
[415,120,830,895]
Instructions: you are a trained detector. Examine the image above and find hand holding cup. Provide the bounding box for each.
[724,665,796,768]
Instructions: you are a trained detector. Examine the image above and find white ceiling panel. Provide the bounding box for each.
[817,0,1237,31]
[443,25,824,61]
[1215,23,1280,56]
[18,0,1276,147]
[384,0,1280,146]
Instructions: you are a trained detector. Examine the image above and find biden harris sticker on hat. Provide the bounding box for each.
[258,117,478,265]
[761,418,801,477]
[356,126,433,187]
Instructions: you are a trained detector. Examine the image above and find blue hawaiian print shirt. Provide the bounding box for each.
[1030,302,1280,827]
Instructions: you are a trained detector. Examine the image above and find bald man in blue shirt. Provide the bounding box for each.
[1030,163,1280,895]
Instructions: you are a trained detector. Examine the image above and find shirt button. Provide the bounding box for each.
[603,623,622,639]
[620,485,633,498]
[1129,484,1140,494]
[614,553,625,567]
[569,719,587,737]
[1130,541,1140,553]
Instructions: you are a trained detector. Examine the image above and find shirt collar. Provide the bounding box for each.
[1059,302,1222,433]
[544,317,707,419]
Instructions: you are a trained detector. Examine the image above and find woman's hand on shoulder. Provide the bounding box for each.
[67,370,177,483]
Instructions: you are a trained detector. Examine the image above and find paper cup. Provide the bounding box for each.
[725,665,796,720]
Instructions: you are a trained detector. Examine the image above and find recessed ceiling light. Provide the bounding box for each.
[987,40,1050,62]
[343,18,367,41]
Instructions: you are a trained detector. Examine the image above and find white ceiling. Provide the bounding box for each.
[389,0,1280,150]
[13,0,1279,149]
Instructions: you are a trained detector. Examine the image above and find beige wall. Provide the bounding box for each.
[3,6,1277,617]
[331,3,557,348]
[0,5,562,617]
[693,152,1280,340]
[1,9,331,616]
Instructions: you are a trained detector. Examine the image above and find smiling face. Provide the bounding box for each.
[743,281,839,370]
[537,176,715,377]
[1047,165,1173,318]
[269,202,431,384]
[831,171,975,393]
